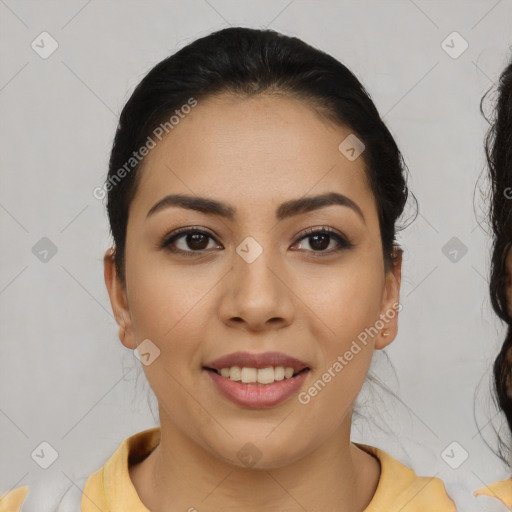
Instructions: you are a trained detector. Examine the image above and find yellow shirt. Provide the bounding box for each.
[0,427,456,511]
[474,478,512,507]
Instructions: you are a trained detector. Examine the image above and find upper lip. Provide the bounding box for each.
[204,351,310,372]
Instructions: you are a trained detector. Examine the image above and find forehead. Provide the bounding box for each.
[130,93,376,221]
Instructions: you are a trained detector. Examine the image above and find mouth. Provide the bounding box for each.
[202,351,312,407]
[202,366,310,385]
[202,351,311,386]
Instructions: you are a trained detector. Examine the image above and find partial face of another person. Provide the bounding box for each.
[104,92,401,469]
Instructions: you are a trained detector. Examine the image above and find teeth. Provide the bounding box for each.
[228,366,241,381]
[241,367,257,383]
[215,366,303,384]
[257,367,275,384]
[274,366,285,381]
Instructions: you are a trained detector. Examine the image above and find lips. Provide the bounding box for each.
[203,351,312,407]
[203,351,310,373]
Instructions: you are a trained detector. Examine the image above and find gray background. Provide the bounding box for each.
[1,1,511,509]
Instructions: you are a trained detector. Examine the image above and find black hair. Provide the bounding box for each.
[105,26,413,284]
[483,57,512,462]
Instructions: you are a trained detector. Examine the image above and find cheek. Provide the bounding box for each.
[125,263,210,417]
[126,246,214,337]
[124,254,216,394]
[299,259,384,340]
[296,260,383,398]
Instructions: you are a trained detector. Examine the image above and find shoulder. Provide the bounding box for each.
[474,478,512,507]
[0,428,158,512]
[0,486,28,512]
[355,443,456,511]
[0,475,88,512]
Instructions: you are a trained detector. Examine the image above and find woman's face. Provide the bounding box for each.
[104,93,401,469]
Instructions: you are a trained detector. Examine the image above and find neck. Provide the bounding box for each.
[130,410,380,512]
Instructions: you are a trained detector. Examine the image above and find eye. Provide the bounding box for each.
[160,225,354,257]
[160,227,221,256]
[292,226,354,255]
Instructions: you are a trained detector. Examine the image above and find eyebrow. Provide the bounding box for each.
[146,192,365,224]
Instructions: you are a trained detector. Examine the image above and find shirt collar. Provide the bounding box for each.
[99,429,455,512]
[103,426,160,511]
[355,443,456,511]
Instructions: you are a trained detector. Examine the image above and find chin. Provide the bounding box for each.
[211,436,308,471]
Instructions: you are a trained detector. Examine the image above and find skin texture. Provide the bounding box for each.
[104,92,402,511]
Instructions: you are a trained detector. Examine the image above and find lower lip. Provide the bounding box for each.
[204,369,310,408]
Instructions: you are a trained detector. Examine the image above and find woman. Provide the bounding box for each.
[0,27,455,511]
[474,58,512,508]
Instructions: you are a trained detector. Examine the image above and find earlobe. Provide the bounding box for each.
[375,247,402,350]
[375,325,396,350]
[103,248,137,349]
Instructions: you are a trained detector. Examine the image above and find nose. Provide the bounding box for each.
[218,240,295,332]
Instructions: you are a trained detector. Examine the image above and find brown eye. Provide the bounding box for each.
[161,228,221,255]
[307,233,331,251]
[184,232,209,250]
[293,227,354,254]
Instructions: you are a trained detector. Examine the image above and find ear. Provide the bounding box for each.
[103,248,137,350]
[375,246,402,350]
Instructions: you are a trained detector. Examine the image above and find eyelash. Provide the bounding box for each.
[159,225,354,258]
